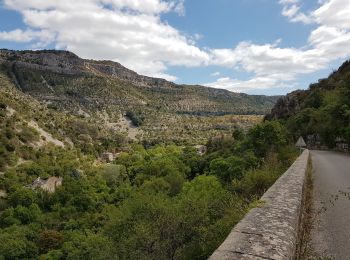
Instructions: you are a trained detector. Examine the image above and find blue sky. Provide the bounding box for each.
[0,0,349,95]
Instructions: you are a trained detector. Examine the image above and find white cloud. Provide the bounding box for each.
[279,0,299,4]
[210,72,221,77]
[279,0,350,27]
[282,4,300,18]
[207,0,350,92]
[0,29,36,42]
[209,41,326,83]
[3,0,180,15]
[206,76,279,92]
[1,0,208,80]
[1,0,350,92]
[0,29,55,43]
[279,0,314,24]
[313,0,350,30]
[173,0,185,16]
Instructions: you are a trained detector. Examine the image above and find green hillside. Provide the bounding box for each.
[0,49,278,116]
[266,60,350,148]
[0,49,298,259]
[0,49,278,144]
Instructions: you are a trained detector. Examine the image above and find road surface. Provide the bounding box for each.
[310,150,350,259]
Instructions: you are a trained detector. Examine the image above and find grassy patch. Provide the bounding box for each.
[296,157,314,259]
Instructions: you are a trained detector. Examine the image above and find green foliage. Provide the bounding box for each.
[234,162,280,198]
[0,130,295,259]
[17,126,39,144]
[8,187,38,207]
[246,120,289,157]
[13,203,42,224]
[101,164,127,187]
[209,156,245,182]
[270,59,350,148]
[0,54,299,259]
[125,110,145,127]
[37,230,64,254]
[105,175,242,260]
[0,225,38,259]
[60,231,116,260]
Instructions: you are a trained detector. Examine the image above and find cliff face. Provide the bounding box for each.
[265,90,305,120]
[0,49,84,74]
[265,59,350,148]
[0,49,173,88]
[266,60,350,121]
[0,49,279,116]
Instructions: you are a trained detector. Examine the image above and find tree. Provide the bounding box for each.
[209,156,246,182]
[105,192,178,260]
[14,203,42,224]
[101,164,127,187]
[0,225,38,259]
[61,231,116,260]
[37,229,64,254]
[247,121,288,158]
[8,187,37,207]
[177,175,233,259]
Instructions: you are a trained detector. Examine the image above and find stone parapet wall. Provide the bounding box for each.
[209,150,310,260]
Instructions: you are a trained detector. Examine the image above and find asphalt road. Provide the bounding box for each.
[310,150,350,259]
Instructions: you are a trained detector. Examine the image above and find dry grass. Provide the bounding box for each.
[296,158,314,259]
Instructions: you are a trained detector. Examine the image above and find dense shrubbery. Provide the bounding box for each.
[269,60,350,148]
[0,66,298,259]
[125,110,145,127]
[0,118,297,259]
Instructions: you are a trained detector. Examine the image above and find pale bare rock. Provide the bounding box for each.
[107,115,143,140]
[64,137,74,147]
[120,116,143,140]
[77,108,90,118]
[31,176,63,193]
[40,75,54,92]
[28,120,65,148]
[15,158,30,167]
[6,106,15,117]
[0,190,7,198]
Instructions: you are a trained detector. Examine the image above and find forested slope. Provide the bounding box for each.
[0,49,279,144]
[266,60,350,148]
[0,67,296,259]
[0,48,299,260]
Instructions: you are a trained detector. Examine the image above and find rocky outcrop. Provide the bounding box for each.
[0,49,85,75]
[0,49,174,88]
[87,61,175,88]
[31,176,63,193]
[0,49,280,116]
[265,90,306,120]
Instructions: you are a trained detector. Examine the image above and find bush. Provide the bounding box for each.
[8,187,38,207]
[17,126,39,143]
[62,231,115,259]
[37,230,64,254]
[247,121,289,157]
[0,102,6,110]
[233,153,283,198]
[13,204,42,224]
[101,164,127,187]
[0,225,38,259]
[125,110,144,127]
[234,168,279,197]
[209,156,246,182]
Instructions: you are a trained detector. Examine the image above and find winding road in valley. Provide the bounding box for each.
[310,150,350,259]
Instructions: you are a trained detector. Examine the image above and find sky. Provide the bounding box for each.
[0,0,350,95]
